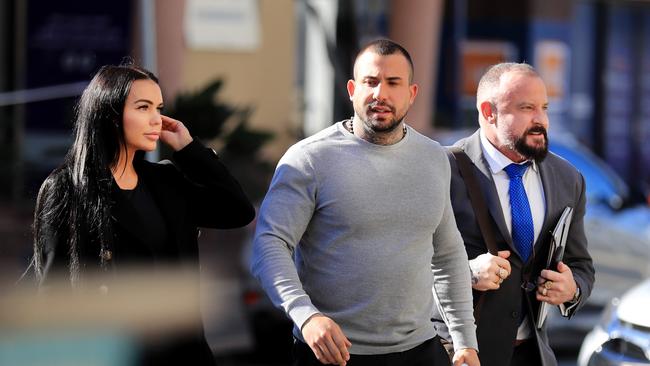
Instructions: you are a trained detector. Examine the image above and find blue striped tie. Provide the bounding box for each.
[504,163,534,263]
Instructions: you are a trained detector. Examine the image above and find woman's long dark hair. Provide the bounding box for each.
[33,63,158,286]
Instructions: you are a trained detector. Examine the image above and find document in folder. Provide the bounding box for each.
[536,206,573,329]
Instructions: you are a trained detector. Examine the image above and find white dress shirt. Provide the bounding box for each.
[479,129,546,340]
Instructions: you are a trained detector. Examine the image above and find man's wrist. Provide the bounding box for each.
[468,261,479,287]
[301,313,323,331]
[471,272,479,286]
[457,347,478,353]
[570,286,581,303]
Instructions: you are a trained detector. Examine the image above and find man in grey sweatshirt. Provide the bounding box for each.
[251,39,479,366]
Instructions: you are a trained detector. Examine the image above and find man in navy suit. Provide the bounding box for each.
[433,63,595,366]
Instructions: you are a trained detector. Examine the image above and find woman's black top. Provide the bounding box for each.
[116,179,171,263]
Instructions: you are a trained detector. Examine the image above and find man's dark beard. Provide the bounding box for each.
[514,126,548,162]
[365,103,403,133]
[367,115,403,132]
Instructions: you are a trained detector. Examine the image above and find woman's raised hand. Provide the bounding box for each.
[161,115,193,151]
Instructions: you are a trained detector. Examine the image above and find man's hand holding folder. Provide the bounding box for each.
[536,262,578,306]
[536,207,582,329]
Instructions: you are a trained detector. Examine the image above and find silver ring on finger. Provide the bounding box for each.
[498,267,508,279]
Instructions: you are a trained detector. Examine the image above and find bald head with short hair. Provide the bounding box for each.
[476,62,539,111]
[353,39,414,83]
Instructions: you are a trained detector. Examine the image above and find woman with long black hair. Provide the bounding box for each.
[32,63,255,365]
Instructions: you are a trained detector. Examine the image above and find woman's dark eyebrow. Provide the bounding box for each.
[133,99,154,104]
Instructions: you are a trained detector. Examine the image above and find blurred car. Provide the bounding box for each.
[577,277,650,366]
[546,133,650,349]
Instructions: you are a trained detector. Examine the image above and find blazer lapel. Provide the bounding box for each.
[460,131,514,248]
[534,159,555,257]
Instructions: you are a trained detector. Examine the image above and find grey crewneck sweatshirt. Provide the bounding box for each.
[251,121,478,354]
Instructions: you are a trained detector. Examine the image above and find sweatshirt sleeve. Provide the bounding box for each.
[431,155,479,352]
[249,145,320,330]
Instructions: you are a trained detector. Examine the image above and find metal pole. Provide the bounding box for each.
[303,0,338,137]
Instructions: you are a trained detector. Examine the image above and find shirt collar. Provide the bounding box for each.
[479,128,538,174]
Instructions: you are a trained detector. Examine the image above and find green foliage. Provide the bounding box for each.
[166,79,230,140]
[165,79,274,201]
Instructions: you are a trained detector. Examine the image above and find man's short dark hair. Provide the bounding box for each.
[353,39,414,83]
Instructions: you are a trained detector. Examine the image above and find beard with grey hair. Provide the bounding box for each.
[504,125,549,162]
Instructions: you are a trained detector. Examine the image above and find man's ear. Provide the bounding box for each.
[480,101,496,123]
[409,83,419,105]
[346,79,355,100]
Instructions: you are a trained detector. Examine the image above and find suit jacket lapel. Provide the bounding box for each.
[535,159,555,257]
[460,131,514,248]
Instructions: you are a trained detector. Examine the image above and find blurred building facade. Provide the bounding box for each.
[0,0,297,203]
[319,0,650,200]
[4,0,649,203]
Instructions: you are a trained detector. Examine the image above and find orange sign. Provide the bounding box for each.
[460,41,517,100]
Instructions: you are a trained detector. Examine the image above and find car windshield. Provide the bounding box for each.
[549,139,629,209]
